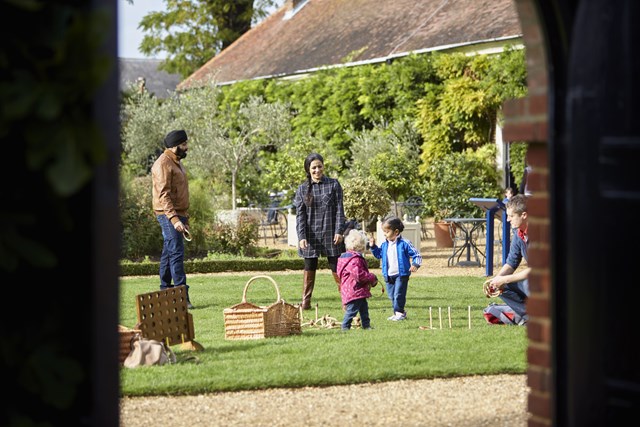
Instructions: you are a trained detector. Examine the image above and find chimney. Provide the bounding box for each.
[284,0,308,20]
[286,0,304,12]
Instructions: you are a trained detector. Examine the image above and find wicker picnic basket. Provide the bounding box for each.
[118,325,142,365]
[223,275,302,340]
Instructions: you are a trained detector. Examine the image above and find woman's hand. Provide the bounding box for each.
[299,239,308,249]
[333,234,343,245]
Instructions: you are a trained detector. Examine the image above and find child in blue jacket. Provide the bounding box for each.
[369,216,422,321]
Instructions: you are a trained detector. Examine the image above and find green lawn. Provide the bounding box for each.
[119,272,527,396]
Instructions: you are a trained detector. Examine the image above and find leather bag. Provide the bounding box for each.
[123,336,176,368]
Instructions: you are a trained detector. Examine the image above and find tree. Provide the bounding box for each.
[121,90,175,173]
[260,132,342,201]
[346,119,421,214]
[342,176,391,233]
[120,78,292,210]
[369,145,419,216]
[415,46,527,171]
[186,94,292,210]
[422,147,501,222]
[139,0,279,78]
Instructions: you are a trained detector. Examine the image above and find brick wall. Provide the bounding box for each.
[502,1,552,425]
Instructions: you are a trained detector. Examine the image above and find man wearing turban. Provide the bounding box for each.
[151,129,194,309]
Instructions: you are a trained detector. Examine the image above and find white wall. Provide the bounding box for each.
[376,215,421,249]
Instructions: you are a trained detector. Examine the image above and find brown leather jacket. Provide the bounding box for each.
[151,149,189,224]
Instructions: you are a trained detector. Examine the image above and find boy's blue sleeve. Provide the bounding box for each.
[370,245,382,259]
[406,240,422,268]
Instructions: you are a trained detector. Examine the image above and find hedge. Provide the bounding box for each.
[120,256,381,276]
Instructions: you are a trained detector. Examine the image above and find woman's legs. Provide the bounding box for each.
[301,257,318,309]
[328,256,340,290]
[301,256,341,309]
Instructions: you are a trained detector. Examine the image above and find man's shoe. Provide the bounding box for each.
[187,301,195,310]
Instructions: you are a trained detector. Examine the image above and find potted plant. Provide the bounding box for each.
[422,150,501,248]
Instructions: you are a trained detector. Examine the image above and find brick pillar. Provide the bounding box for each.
[503,1,552,425]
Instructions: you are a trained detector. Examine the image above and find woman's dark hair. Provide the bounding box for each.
[382,216,404,233]
[303,153,324,206]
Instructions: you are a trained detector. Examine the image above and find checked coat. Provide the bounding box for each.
[294,175,346,258]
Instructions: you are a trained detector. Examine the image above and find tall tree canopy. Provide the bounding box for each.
[138,0,279,78]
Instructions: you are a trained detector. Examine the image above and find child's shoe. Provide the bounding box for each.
[389,311,407,321]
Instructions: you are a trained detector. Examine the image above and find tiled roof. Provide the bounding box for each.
[119,58,181,98]
[178,0,521,90]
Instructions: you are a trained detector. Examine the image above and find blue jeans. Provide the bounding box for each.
[499,279,529,319]
[157,215,190,299]
[342,298,370,330]
[385,275,409,314]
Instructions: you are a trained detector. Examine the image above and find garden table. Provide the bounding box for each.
[444,218,486,267]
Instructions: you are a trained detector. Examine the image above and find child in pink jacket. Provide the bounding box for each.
[337,230,378,330]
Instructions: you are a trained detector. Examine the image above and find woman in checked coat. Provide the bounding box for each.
[294,153,346,309]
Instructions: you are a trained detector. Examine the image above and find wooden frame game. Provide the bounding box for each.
[134,285,202,350]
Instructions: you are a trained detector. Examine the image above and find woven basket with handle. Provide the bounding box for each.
[223,275,302,340]
[118,325,142,365]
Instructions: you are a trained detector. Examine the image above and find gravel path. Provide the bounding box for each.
[120,374,529,426]
[121,225,530,426]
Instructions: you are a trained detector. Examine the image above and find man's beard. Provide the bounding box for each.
[176,147,187,159]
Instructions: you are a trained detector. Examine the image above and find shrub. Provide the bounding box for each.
[207,212,260,256]
[119,174,162,260]
[184,178,218,258]
[423,149,501,222]
[119,254,380,276]
[119,174,222,261]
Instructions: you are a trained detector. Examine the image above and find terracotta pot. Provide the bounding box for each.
[433,221,454,248]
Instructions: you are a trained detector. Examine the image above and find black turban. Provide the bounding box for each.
[164,130,188,148]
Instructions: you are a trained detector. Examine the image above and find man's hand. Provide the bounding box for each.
[299,239,308,249]
[489,275,509,290]
[173,220,185,233]
[483,279,501,297]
